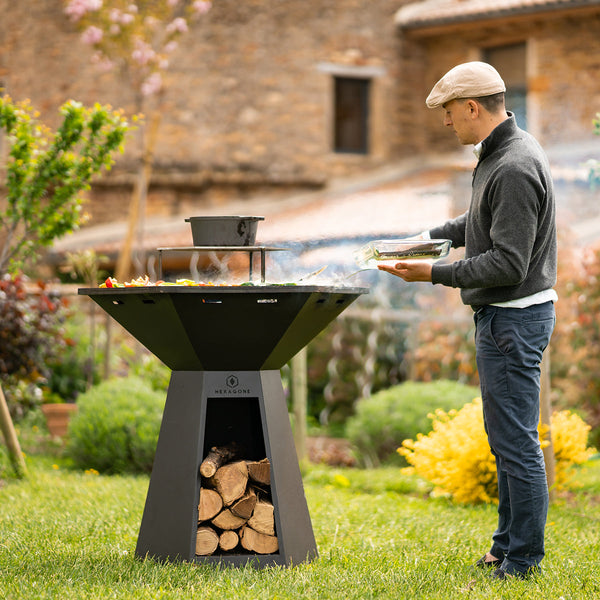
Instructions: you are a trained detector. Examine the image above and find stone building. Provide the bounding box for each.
[1,0,599,262]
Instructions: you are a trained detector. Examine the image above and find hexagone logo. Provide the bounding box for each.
[214,374,251,395]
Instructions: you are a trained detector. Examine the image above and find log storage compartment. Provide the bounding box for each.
[79,282,367,567]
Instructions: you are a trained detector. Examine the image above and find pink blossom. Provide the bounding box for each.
[144,16,159,30]
[128,4,138,12]
[65,0,103,22]
[132,39,156,66]
[81,25,103,45]
[192,1,211,15]
[166,17,188,34]
[141,72,162,96]
[120,13,135,25]
[164,40,178,53]
[167,0,180,6]
[91,51,115,73]
[109,23,121,35]
[108,8,121,22]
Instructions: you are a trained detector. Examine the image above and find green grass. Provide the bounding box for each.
[1,455,599,599]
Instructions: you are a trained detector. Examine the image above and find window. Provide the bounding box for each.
[333,77,370,154]
[484,44,527,130]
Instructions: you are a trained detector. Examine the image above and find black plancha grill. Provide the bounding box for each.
[79,272,367,567]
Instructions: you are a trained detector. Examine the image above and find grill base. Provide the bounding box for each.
[135,370,318,567]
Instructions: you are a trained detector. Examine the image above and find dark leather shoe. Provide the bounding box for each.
[475,554,502,569]
[490,566,539,580]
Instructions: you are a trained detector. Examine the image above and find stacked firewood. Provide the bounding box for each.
[196,444,278,556]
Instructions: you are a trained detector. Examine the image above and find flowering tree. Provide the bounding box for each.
[64,0,211,102]
[63,0,213,279]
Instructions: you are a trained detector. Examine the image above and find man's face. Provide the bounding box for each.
[442,99,479,146]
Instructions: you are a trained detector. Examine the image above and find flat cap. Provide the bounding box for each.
[426,61,506,108]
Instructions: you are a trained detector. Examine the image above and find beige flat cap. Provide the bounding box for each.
[426,61,506,108]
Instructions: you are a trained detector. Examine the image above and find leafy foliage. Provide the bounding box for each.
[345,380,480,467]
[407,318,478,386]
[0,276,67,418]
[66,376,165,474]
[0,95,131,274]
[400,398,596,504]
[550,244,600,448]
[586,112,600,188]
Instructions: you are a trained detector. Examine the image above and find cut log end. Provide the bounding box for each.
[219,530,239,552]
[241,525,279,555]
[196,526,219,556]
[198,488,223,522]
[247,458,271,486]
[209,460,249,506]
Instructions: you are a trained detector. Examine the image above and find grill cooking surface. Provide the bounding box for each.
[79,285,367,370]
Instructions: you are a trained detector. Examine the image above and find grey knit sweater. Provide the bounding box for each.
[430,115,557,308]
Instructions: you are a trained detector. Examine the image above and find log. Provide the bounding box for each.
[248,499,275,536]
[247,458,271,486]
[209,460,248,506]
[241,525,279,554]
[211,508,247,530]
[219,530,239,552]
[230,488,257,520]
[198,488,223,522]
[196,526,219,556]
[200,443,242,478]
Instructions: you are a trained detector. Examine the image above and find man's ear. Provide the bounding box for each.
[466,99,480,118]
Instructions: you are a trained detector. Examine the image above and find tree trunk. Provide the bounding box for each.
[115,111,161,282]
[0,384,27,478]
[291,347,308,461]
[540,347,556,500]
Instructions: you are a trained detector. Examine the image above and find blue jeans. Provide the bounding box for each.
[474,301,555,576]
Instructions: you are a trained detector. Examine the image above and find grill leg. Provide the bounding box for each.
[135,370,318,567]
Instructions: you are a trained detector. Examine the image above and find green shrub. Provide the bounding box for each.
[345,380,480,467]
[66,376,165,474]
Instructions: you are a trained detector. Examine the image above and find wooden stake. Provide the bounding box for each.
[0,383,27,478]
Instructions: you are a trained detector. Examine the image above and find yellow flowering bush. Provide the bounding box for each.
[399,398,596,504]
[548,410,597,490]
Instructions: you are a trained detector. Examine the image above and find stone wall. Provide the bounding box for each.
[1,2,599,226]
[410,9,600,152]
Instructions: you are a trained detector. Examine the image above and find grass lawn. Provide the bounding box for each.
[1,454,599,599]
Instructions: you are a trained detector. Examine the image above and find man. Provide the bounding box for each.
[379,62,557,580]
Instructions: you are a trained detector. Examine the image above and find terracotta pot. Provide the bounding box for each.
[41,403,78,438]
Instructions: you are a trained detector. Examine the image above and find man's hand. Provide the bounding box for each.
[378,261,433,282]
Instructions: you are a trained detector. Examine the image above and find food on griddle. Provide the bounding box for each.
[99,276,298,288]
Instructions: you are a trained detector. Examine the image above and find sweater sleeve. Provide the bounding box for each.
[433,164,545,290]
[429,213,467,248]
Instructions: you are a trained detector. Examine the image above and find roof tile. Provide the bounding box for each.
[396,0,600,28]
